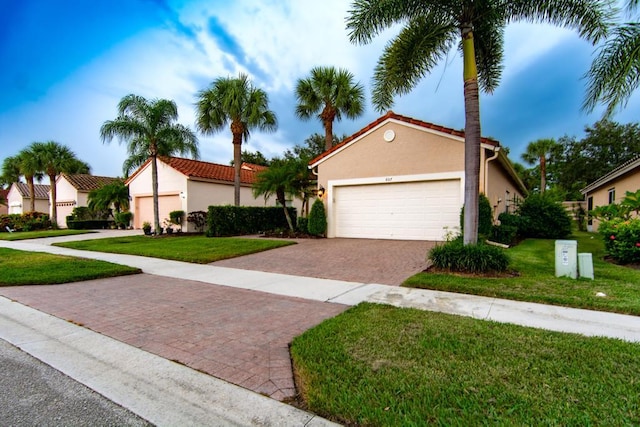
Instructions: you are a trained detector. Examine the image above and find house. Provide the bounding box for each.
[581,155,640,231]
[309,111,527,241]
[125,157,282,231]
[0,189,8,215]
[55,174,122,228]
[6,182,50,215]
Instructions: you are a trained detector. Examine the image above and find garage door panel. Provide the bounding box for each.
[334,180,461,240]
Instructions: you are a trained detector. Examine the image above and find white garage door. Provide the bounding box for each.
[135,195,182,229]
[334,180,461,240]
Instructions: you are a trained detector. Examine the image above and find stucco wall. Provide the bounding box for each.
[485,157,525,219]
[316,121,465,190]
[585,167,640,231]
[55,177,79,227]
[6,184,49,215]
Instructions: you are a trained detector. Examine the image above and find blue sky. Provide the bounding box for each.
[1,0,638,179]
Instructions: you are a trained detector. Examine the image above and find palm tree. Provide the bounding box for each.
[1,156,21,188]
[521,138,561,194]
[346,0,611,245]
[295,66,365,151]
[196,73,277,206]
[88,180,130,216]
[583,0,640,117]
[16,148,44,212]
[101,94,199,233]
[31,141,90,227]
[252,158,300,231]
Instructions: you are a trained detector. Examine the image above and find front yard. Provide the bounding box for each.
[405,231,640,316]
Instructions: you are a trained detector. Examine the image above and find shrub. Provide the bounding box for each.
[460,194,494,238]
[66,219,113,230]
[308,199,327,237]
[115,211,133,229]
[429,240,510,273]
[491,224,518,246]
[169,210,185,226]
[207,206,296,237]
[517,193,572,239]
[187,211,207,233]
[297,217,309,233]
[598,218,640,264]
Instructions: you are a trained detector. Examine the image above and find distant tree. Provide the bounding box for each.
[16,147,44,212]
[346,0,610,245]
[285,133,345,162]
[101,94,199,233]
[196,73,277,206]
[295,66,365,151]
[230,150,271,167]
[31,141,90,227]
[521,138,561,194]
[88,180,130,216]
[583,0,640,117]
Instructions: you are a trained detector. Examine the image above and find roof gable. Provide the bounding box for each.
[581,155,640,194]
[60,174,121,191]
[125,157,265,185]
[310,111,499,166]
[13,182,50,199]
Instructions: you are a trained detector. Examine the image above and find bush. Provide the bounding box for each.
[187,211,207,233]
[1,212,51,232]
[115,211,133,229]
[207,206,296,237]
[169,210,185,226]
[517,194,572,239]
[297,217,309,233]
[460,194,494,238]
[429,240,510,273]
[67,219,113,230]
[308,199,327,237]
[491,224,518,246]
[598,218,640,264]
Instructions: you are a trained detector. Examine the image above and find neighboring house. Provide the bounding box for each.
[6,182,51,215]
[55,174,122,228]
[0,189,8,215]
[309,111,526,241]
[126,157,283,231]
[581,155,640,231]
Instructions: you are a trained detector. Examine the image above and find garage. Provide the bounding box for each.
[134,195,182,229]
[333,179,461,241]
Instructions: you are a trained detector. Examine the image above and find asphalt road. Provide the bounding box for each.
[0,339,152,426]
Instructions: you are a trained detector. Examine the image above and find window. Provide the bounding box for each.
[587,196,593,226]
[608,188,616,204]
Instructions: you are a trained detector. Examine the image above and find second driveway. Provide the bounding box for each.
[213,238,435,286]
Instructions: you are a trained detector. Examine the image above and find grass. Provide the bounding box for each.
[404,231,640,316]
[0,229,93,241]
[54,235,295,263]
[0,248,141,286]
[291,303,640,426]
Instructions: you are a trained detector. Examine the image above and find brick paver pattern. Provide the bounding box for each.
[1,274,347,401]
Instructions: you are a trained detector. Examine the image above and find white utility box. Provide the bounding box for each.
[578,253,594,280]
[555,240,578,279]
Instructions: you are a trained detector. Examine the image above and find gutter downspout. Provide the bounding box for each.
[484,146,500,195]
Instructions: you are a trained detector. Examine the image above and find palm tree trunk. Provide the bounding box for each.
[151,156,161,234]
[277,189,294,231]
[462,26,480,246]
[323,119,334,151]
[49,174,58,227]
[540,156,547,193]
[233,137,242,206]
[27,176,35,212]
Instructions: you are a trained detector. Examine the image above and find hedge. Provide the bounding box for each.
[66,220,114,230]
[207,205,297,237]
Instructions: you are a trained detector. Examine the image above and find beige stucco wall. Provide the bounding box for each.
[316,121,465,190]
[485,156,525,219]
[6,184,49,215]
[55,177,79,227]
[585,167,640,231]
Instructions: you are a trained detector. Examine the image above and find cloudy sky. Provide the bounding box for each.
[1,0,638,180]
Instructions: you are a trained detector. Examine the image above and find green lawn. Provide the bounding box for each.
[291,303,640,426]
[55,235,295,263]
[0,229,94,241]
[405,231,640,316]
[0,248,141,286]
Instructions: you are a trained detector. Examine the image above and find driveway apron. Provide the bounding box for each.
[0,274,347,401]
[213,238,435,286]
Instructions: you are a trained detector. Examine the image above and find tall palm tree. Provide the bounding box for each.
[295,66,365,151]
[584,0,640,117]
[16,148,44,212]
[196,73,277,206]
[1,156,21,188]
[346,0,611,245]
[31,141,90,227]
[87,180,130,216]
[101,94,199,233]
[521,138,560,194]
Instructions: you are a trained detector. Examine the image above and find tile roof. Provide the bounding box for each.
[14,182,50,199]
[61,174,121,191]
[581,155,640,194]
[0,189,8,201]
[309,111,500,165]
[127,157,265,185]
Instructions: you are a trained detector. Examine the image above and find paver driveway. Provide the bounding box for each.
[0,275,347,401]
[213,238,435,286]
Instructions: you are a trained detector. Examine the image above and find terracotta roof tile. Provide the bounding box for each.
[14,182,50,199]
[62,174,121,191]
[160,157,264,184]
[309,111,500,165]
